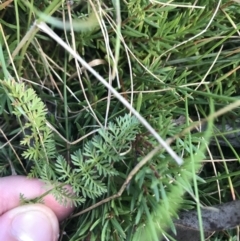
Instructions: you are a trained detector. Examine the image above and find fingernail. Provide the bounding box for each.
[11,210,56,241]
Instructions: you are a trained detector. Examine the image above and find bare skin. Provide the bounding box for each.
[0,175,74,241]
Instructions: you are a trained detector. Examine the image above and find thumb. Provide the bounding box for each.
[0,204,59,241]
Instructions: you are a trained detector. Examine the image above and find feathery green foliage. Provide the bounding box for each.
[1,0,240,240]
[1,79,56,170]
[1,78,143,208]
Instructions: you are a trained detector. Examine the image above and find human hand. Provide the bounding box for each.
[0,175,74,241]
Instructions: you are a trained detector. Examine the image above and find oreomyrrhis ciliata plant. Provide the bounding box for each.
[1,0,240,240]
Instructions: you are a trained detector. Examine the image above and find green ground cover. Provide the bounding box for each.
[1,0,240,240]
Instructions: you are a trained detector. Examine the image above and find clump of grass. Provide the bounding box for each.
[1,0,240,240]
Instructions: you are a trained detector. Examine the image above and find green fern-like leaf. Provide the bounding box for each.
[1,84,141,207]
[55,155,72,181]
[53,114,140,202]
[1,79,57,167]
